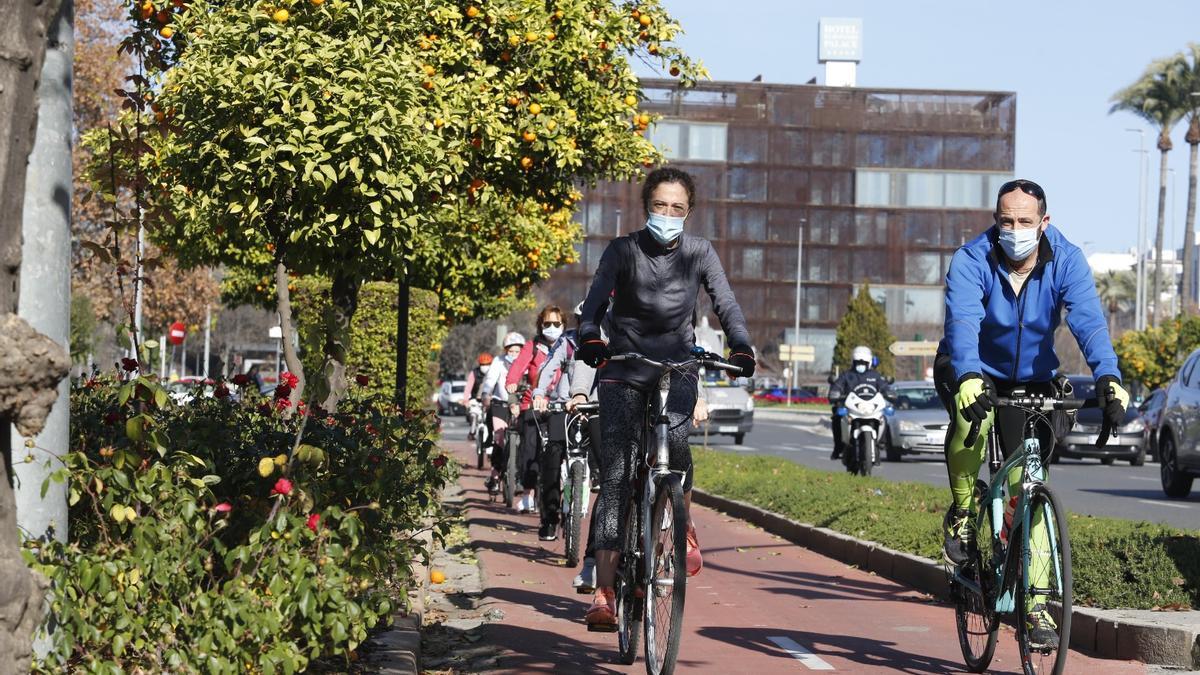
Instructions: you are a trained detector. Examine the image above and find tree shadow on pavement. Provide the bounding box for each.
[472,537,570,569]
[480,622,712,673]
[702,556,932,604]
[695,626,996,674]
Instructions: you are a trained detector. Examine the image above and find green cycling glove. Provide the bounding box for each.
[955,374,995,424]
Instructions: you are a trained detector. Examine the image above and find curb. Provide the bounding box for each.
[366,524,433,673]
[691,488,1200,669]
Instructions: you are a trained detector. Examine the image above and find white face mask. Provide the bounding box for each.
[479,364,490,374]
[998,227,1040,261]
[854,363,867,374]
[646,213,685,245]
[542,325,563,342]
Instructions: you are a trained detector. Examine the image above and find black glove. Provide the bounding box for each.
[1096,375,1129,429]
[727,346,756,378]
[955,374,996,424]
[576,338,610,368]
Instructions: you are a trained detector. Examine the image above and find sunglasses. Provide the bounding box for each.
[542,321,563,328]
[997,179,1045,202]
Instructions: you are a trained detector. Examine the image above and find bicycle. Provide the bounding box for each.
[469,399,489,470]
[484,399,518,509]
[951,390,1108,675]
[561,401,598,568]
[598,348,741,675]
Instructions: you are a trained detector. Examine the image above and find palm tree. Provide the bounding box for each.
[1166,44,1200,316]
[1096,270,1137,335]
[1111,58,1187,325]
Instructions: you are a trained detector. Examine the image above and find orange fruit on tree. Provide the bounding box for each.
[669,65,680,77]
[522,130,536,142]
[465,5,479,18]
[422,80,434,90]
[647,44,658,55]
[272,8,288,22]
[423,64,436,76]
[156,9,169,23]
[525,31,538,43]
[434,117,445,128]
[520,156,533,170]
[639,13,651,26]
[506,95,519,107]
[545,31,555,41]
[310,0,324,5]
[499,50,511,62]
[638,113,651,126]
[159,25,174,38]
[624,94,637,106]
[552,9,563,20]
[507,34,521,47]
[546,119,557,131]
[430,570,446,584]
[631,8,640,19]
[528,102,542,115]
[140,3,153,19]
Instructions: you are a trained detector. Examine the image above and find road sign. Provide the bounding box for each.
[779,344,816,362]
[168,321,186,346]
[888,341,939,357]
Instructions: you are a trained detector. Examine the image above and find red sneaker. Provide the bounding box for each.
[686,524,702,577]
[585,587,617,629]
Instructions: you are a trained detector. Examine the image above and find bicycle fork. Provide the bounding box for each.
[643,375,674,588]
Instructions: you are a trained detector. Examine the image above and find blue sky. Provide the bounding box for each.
[637,0,1200,257]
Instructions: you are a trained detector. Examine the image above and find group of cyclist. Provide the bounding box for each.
[456,168,1129,656]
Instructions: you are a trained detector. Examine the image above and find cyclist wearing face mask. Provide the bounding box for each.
[482,332,526,494]
[828,345,894,463]
[506,306,569,515]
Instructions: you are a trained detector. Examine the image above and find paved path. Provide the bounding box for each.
[443,435,1148,674]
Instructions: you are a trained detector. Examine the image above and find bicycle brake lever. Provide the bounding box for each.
[1096,418,1113,449]
[964,420,981,448]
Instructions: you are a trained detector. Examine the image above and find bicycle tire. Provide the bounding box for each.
[475,430,486,470]
[953,498,999,672]
[616,498,642,665]
[1015,483,1072,675]
[564,461,584,568]
[643,473,688,675]
[504,432,518,509]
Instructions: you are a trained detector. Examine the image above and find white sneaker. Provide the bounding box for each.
[573,557,597,594]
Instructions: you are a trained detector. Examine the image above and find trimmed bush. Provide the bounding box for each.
[692,447,1200,610]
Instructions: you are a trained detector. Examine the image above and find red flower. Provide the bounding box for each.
[214,383,230,399]
[120,358,139,372]
[273,383,292,400]
[306,513,321,532]
[274,398,291,411]
[281,372,299,388]
[214,502,233,513]
[270,477,293,496]
[355,374,369,386]
[231,373,251,386]
[433,455,448,469]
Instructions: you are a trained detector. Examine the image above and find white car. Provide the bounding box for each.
[437,380,468,416]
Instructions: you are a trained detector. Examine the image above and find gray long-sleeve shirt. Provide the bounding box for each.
[579,229,753,390]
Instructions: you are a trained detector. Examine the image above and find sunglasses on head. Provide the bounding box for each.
[543,321,563,328]
[997,179,1045,202]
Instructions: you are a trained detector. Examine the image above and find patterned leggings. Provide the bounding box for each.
[593,377,697,551]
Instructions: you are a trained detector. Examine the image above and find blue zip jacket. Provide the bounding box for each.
[938,224,1120,384]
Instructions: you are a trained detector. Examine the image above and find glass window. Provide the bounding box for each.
[855,170,891,206]
[648,121,684,160]
[688,122,728,161]
[904,172,944,208]
[811,131,848,166]
[768,246,798,281]
[945,173,985,208]
[905,135,943,169]
[741,247,764,278]
[583,201,606,236]
[770,128,808,165]
[805,286,829,321]
[807,248,829,282]
[586,239,607,273]
[769,208,806,243]
[986,173,1014,207]
[902,287,945,324]
[689,206,718,240]
[728,206,766,241]
[810,171,853,206]
[728,167,767,201]
[729,126,768,163]
[906,252,943,285]
[944,136,984,169]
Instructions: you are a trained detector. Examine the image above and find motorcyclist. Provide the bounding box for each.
[828,345,894,465]
[481,332,526,494]
[464,352,493,441]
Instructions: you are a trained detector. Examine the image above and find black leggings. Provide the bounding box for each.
[593,377,697,552]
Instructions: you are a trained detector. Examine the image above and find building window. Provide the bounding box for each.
[729,167,767,201]
[854,169,1012,209]
[742,247,764,279]
[904,172,944,208]
[906,252,943,285]
[647,120,728,162]
[856,171,891,206]
[945,172,984,209]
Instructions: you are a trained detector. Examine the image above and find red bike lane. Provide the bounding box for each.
[445,440,1146,673]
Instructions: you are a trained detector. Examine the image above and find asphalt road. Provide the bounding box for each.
[692,410,1200,531]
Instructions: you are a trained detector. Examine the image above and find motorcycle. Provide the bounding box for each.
[839,382,893,477]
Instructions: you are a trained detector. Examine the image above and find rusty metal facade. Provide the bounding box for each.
[537,78,1016,369]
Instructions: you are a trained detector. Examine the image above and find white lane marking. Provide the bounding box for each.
[1129,476,1159,482]
[768,636,835,670]
[1137,499,1192,509]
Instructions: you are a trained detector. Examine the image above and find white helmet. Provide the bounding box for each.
[851,345,872,365]
[503,332,526,349]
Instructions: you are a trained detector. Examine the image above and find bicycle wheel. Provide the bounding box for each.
[563,461,584,568]
[475,428,486,470]
[953,502,998,672]
[1015,483,1072,675]
[643,474,687,675]
[503,432,518,509]
[615,498,642,664]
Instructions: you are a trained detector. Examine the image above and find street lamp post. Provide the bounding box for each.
[789,219,806,407]
[1126,128,1149,330]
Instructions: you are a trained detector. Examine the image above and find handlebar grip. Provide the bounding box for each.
[964,419,981,448]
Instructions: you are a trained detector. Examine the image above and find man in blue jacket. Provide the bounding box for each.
[936,179,1129,649]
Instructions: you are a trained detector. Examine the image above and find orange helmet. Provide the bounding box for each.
[477,352,494,366]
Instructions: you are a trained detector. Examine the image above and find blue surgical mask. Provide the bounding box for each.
[646,213,685,246]
[998,227,1040,261]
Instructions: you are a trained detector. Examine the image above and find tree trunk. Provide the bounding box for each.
[1152,133,1171,326]
[317,272,361,412]
[1183,128,1199,316]
[0,0,68,667]
[274,263,304,413]
[395,275,409,407]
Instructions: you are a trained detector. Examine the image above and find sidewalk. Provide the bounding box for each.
[439,438,1150,673]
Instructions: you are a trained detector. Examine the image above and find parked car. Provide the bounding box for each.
[166,376,215,405]
[1058,376,1147,466]
[1137,388,1167,462]
[1155,349,1200,497]
[882,380,950,462]
[437,380,468,416]
[693,374,754,444]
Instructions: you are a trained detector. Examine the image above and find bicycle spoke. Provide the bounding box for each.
[1016,484,1072,675]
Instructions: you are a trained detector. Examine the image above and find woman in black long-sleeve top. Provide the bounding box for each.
[575,167,757,629]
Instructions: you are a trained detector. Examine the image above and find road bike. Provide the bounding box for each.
[951,391,1108,675]
[599,348,741,675]
[469,399,489,470]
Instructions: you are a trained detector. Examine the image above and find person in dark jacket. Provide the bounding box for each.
[828,345,894,463]
[937,178,1128,649]
[574,167,757,629]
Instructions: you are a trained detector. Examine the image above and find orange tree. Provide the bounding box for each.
[94,0,703,409]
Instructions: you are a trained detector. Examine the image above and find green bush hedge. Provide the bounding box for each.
[25,372,451,672]
[692,448,1200,610]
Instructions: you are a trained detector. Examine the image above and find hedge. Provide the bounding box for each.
[692,448,1200,611]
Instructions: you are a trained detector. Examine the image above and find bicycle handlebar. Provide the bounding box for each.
[963,396,1110,449]
[607,351,743,377]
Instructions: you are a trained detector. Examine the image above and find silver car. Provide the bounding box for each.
[883,381,950,462]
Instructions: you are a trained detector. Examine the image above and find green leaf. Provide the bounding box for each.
[126,416,144,444]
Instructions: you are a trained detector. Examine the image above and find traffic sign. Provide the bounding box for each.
[889,341,939,357]
[779,344,816,362]
[168,321,186,346]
